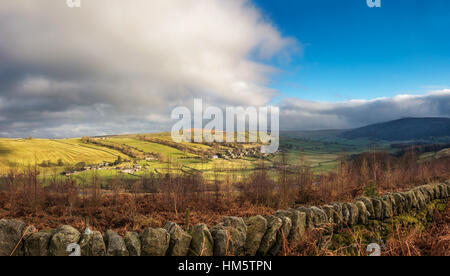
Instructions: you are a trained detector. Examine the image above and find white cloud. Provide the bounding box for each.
[0,0,298,137]
[279,90,450,130]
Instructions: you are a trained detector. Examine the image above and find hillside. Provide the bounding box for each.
[0,131,358,177]
[0,138,127,174]
[340,117,450,141]
[0,134,264,178]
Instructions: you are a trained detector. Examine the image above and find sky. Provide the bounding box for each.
[0,0,449,138]
[254,0,450,102]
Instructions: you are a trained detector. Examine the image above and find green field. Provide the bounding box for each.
[0,132,390,178]
[276,136,382,173]
[106,137,196,159]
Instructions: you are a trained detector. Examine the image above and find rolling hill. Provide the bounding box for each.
[0,138,127,174]
[339,117,450,141]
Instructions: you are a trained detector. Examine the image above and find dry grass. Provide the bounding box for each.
[0,138,125,173]
[383,204,450,256]
[287,203,450,256]
[0,191,275,235]
[0,150,448,247]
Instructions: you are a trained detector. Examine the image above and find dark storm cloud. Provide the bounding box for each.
[279,90,450,130]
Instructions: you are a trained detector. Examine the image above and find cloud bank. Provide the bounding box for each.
[279,90,450,130]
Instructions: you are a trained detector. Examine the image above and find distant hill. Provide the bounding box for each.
[340,118,450,141]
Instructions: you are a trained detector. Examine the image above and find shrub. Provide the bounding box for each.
[364,180,379,198]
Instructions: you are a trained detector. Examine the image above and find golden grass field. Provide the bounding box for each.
[0,138,126,174]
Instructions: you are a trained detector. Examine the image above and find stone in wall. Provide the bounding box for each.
[401,192,411,211]
[244,216,267,256]
[435,184,444,198]
[439,183,447,198]
[48,225,81,256]
[438,183,447,198]
[355,201,369,225]
[316,206,339,248]
[341,203,350,225]
[402,192,413,211]
[417,187,429,203]
[356,197,375,219]
[297,207,314,230]
[319,206,335,224]
[257,216,283,256]
[422,185,435,202]
[24,230,53,256]
[309,206,328,227]
[331,203,344,229]
[210,225,228,256]
[370,198,383,220]
[434,184,442,199]
[343,203,359,226]
[79,229,106,256]
[211,217,247,256]
[432,184,440,199]
[189,224,214,256]
[268,216,291,256]
[438,183,449,198]
[124,232,141,256]
[435,184,443,198]
[412,188,427,209]
[275,209,306,243]
[405,191,419,209]
[141,228,170,256]
[392,193,405,215]
[445,183,450,196]
[412,190,421,207]
[296,210,307,239]
[165,222,192,256]
[104,230,129,256]
[0,219,29,256]
[432,184,441,199]
[223,216,247,256]
[379,196,393,219]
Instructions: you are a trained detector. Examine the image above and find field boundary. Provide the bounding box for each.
[1,182,448,256]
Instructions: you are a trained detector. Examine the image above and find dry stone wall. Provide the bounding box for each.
[0,182,449,256]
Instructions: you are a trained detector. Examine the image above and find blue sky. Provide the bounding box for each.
[254,0,450,102]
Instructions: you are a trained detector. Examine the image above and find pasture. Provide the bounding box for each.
[0,138,125,174]
[0,133,388,179]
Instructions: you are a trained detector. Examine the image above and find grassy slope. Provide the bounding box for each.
[0,132,387,177]
[106,136,258,179]
[277,137,382,173]
[0,138,126,174]
[122,133,214,152]
[107,137,196,159]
